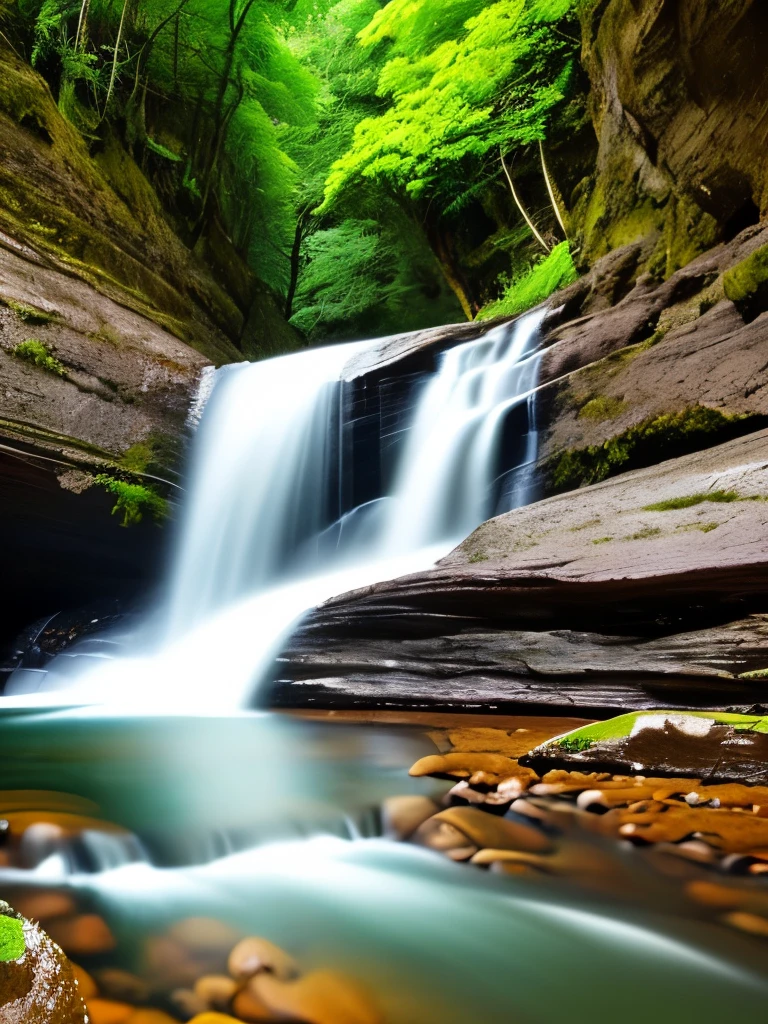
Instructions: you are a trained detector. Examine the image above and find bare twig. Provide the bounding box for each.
[539,140,567,238]
[500,149,550,253]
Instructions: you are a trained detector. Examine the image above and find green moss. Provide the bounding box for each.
[468,551,489,563]
[557,736,593,753]
[2,298,55,324]
[0,916,25,962]
[644,490,740,511]
[723,243,768,318]
[592,536,613,545]
[626,526,661,541]
[12,338,66,376]
[739,668,768,680]
[695,522,720,534]
[94,474,168,527]
[578,395,626,422]
[120,441,155,474]
[550,406,758,492]
[476,242,578,321]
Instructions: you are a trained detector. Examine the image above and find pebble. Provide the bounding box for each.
[228,936,298,983]
[194,974,239,1012]
[47,913,117,956]
[95,968,151,1005]
[722,911,768,938]
[85,999,134,1024]
[125,1012,180,1024]
[381,795,439,840]
[170,988,208,1019]
[431,806,553,853]
[411,817,478,859]
[253,969,380,1024]
[188,1015,242,1024]
[231,982,274,1021]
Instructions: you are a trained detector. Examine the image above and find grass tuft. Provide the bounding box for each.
[477,242,578,320]
[644,490,740,511]
[12,338,66,376]
[94,474,168,527]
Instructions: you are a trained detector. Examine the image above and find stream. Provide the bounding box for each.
[1,314,767,1021]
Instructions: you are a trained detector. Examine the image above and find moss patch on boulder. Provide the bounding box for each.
[550,406,760,491]
[723,243,768,320]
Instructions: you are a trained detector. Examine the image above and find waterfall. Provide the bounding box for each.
[5,310,545,707]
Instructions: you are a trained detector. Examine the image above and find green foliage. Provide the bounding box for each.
[551,407,755,492]
[476,241,576,319]
[643,490,741,512]
[322,0,577,212]
[0,916,25,962]
[12,338,66,376]
[723,242,768,318]
[94,473,168,526]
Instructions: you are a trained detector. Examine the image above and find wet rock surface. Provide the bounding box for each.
[272,429,768,715]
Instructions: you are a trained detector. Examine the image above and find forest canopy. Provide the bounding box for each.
[7,0,587,344]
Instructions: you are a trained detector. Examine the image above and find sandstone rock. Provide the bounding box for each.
[252,969,380,1024]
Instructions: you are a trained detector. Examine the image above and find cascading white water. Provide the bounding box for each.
[6,310,545,707]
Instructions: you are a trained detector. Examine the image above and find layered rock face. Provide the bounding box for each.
[575,0,768,274]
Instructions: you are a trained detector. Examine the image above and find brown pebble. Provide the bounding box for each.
[410,817,478,860]
[95,968,151,1005]
[168,918,241,955]
[194,974,238,1012]
[71,962,99,1000]
[253,969,380,1024]
[170,989,208,1019]
[13,890,77,923]
[188,1014,242,1023]
[85,999,134,1024]
[47,914,117,956]
[722,911,768,938]
[228,936,298,983]
[126,1012,181,1024]
[430,806,553,853]
[381,795,439,840]
[231,983,274,1021]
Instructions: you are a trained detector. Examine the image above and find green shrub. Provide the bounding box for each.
[3,299,55,325]
[12,338,66,376]
[477,242,578,321]
[94,474,168,527]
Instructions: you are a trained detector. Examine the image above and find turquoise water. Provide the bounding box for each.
[0,708,766,1023]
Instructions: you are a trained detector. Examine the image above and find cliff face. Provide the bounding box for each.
[574,0,768,275]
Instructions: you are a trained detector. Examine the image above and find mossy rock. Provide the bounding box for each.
[723,243,768,320]
[0,902,87,1022]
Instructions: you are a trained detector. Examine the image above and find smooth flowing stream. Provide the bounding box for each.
[2,312,766,1022]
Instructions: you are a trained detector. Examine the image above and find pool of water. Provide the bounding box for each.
[1,708,766,1023]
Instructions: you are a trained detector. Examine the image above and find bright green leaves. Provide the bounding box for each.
[0,916,26,963]
[322,0,578,213]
